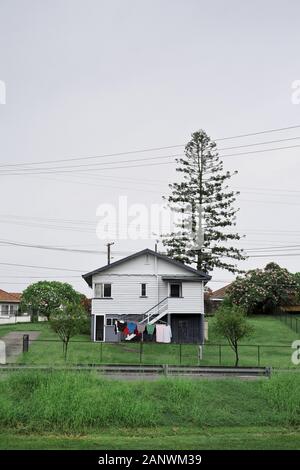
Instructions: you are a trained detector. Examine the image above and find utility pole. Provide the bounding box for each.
[106,242,114,265]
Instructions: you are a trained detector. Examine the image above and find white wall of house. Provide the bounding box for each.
[0,303,19,316]
[91,253,204,317]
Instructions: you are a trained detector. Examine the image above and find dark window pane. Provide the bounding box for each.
[141,283,146,296]
[170,284,181,297]
[103,284,111,297]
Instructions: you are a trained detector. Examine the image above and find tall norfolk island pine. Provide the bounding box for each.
[162,130,246,274]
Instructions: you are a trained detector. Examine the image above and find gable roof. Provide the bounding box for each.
[82,248,211,287]
[0,289,21,303]
[211,284,232,300]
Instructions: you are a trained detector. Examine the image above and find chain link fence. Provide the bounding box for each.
[3,337,294,368]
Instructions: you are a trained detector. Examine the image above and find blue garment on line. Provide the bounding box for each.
[127,322,136,334]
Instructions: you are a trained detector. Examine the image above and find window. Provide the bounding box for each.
[106,317,118,326]
[170,283,182,298]
[94,283,112,298]
[95,283,102,298]
[103,284,111,297]
[1,304,9,316]
[141,283,147,297]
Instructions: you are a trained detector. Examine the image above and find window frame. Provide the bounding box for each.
[140,283,147,297]
[94,283,112,299]
[169,282,182,298]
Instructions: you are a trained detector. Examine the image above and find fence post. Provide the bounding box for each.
[219,344,222,366]
[296,318,299,334]
[257,345,260,366]
[179,343,182,365]
[198,345,202,365]
[23,334,29,353]
[100,342,103,363]
[140,341,143,364]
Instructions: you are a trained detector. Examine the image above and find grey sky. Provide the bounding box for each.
[0,0,300,296]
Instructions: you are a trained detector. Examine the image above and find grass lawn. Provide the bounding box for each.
[0,315,298,368]
[0,370,299,449]
[0,427,299,450]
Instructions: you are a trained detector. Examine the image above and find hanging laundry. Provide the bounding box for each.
[123,326,130,336]
[137,324,146,334]
[114,321,118,335]
[155,324,165,343]
[164,324,172,343]
[127,322,136,334]
[146,323,155,335]
[155,324,172,343]
[117,321,127,332]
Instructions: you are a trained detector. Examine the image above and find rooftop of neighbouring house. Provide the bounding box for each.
[0,289,22,303]
[211,284,232,300]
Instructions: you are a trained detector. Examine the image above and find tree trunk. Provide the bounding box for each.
[234,346,239,367]
[64,341,69,361]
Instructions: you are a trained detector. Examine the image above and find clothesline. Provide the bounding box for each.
[115,320,172,343]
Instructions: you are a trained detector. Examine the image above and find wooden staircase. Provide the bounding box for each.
[125,297,168,340]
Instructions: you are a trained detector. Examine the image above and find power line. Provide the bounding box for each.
[1,142,300,177]
[0,239,131,255]
[214,124,300,141]
[0,159,175,175]
[0,124,300,170]
[248,253,300,258]
[218,135,300,151]
[0,275,81,279]
[0,153,182,174]
[0,262,85,272]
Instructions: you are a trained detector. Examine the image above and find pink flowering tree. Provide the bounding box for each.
[227,263,298,314]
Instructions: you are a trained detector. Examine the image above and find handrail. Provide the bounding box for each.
[141,296,168,316]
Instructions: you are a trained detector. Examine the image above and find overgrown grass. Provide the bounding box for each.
[0,371,300,434]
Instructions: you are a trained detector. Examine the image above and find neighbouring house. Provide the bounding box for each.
[210,284,232,311]
[0,290,31,324]
[0,290,21,317]
[82,248,211,343]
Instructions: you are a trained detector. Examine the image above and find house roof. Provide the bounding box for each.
[211,284,232,300]
[82,248,211,287]
[0,289,21,303]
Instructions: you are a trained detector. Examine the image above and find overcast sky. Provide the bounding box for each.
[0,0,300,296]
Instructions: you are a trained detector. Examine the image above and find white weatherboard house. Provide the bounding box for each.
[82,248,211,344]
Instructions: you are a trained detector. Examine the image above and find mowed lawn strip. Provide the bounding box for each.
[0,427,299,450]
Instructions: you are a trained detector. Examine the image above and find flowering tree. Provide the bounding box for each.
[227,263,298,314]
[20,281,83,320]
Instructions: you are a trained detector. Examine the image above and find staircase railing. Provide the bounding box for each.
[140,297,169,324]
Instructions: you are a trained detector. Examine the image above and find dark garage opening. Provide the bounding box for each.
[171,314,203,343]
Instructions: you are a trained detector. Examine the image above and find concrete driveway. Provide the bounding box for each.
[0,331,40,363]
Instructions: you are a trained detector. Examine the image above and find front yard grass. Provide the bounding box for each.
[0,315,298,367]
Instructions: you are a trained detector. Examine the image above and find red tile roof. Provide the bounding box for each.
[9,292,22,300]
[0,290,22,302]
[211,284,232,300]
